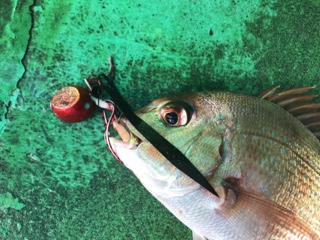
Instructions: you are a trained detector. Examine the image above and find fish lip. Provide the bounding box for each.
[112,118,143,149]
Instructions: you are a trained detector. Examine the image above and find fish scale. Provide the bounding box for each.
[217,92,320,235]
[108,88,320,239]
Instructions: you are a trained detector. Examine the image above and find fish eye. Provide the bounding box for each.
[159,101,193,127]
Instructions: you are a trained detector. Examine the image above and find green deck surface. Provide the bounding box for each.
[1,1,320,239]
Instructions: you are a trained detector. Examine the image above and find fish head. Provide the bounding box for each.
[110,92,227,199]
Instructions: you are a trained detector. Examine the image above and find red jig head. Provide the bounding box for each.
[51,85,95,122]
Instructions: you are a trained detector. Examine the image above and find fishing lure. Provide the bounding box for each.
[51,85,95,122]
[85,57,219,197]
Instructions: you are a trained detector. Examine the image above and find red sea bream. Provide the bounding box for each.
[109,86,320,239]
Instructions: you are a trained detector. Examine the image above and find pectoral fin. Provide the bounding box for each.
[192,231,208,240]
[220,184,319,239]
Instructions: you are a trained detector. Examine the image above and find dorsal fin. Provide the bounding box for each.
[260,86,320,139]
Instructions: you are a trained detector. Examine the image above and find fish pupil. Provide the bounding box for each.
[165,112,179,125]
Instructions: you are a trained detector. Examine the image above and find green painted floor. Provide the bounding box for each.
[1,1,320,239]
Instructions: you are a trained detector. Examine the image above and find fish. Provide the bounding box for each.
[109,86,320,240]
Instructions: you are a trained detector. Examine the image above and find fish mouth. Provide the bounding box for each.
[110,118,142,150]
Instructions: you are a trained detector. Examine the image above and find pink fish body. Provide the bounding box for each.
[110,87,320,239]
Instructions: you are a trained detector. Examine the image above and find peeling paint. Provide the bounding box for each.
[0,192,25,213]
[0,0,34,135]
